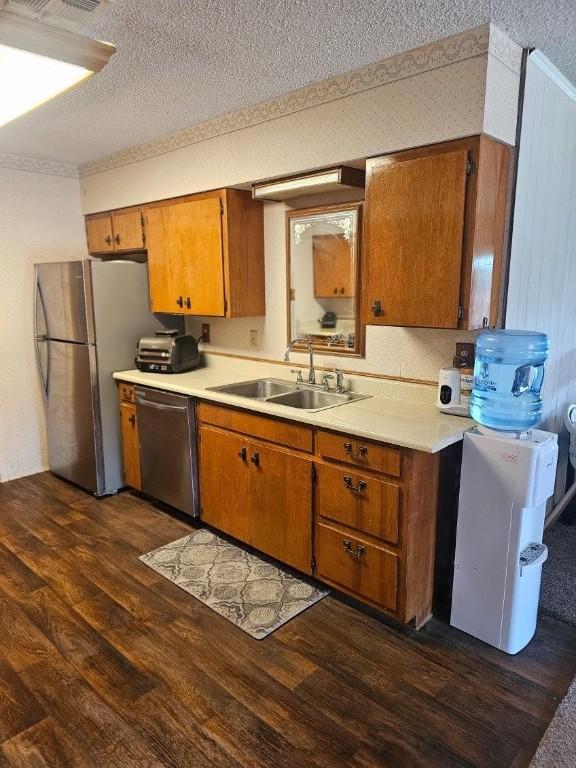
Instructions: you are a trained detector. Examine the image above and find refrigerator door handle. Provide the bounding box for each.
[34,275,51,401]
[34,338,50,401]
[34,273,50,340]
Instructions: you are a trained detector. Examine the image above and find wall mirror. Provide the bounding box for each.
[287,202,362,356]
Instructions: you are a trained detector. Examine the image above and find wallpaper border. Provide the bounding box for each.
[0,152,79,178]
[79,23,502,177]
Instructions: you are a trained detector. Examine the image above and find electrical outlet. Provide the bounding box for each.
[249,329,259,348]
[201,323,210,343]
[455,342,475,368]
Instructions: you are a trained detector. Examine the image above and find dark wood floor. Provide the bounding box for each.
[0,473,574,768]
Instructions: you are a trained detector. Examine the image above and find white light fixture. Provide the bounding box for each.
[0,9,115,127]
[252,166,365,201]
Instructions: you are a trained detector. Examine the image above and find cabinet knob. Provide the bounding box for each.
[185,297,191,309]
[176,296,183,308]
[115,234,120,245]
[128,414,136,426]
[333,288,338,294]
[238,447,247,461]
[250,452,260,467]
[371,300,383,317]
[105,235,112,245]
[340,287,345,294]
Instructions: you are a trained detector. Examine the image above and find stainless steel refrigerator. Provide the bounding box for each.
[34,260,163,496]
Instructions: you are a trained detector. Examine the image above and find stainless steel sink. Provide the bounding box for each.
[207,377,371,412]
[208,378,295,399]
[267,388,368,410]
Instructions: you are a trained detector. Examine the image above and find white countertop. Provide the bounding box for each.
[114,355,474,453]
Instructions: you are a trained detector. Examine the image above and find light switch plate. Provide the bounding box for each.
[201,323,210,343]
[249,329,259,348]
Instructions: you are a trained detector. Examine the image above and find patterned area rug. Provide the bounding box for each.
[140,529,329,639]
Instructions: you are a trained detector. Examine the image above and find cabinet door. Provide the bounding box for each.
[86,215,113,254]
[313,234,354,298]
[146,197,225,316]
[120,402,141,490]
[198,425,251,542]
[112,209,144,251]
[248,443,313,574]
[363,149,468,328]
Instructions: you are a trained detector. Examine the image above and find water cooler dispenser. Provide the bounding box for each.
[450,331,558,654]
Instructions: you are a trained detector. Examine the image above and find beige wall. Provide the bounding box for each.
[0,167,87,481]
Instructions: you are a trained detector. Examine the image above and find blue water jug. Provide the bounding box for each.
[470,330,549,431]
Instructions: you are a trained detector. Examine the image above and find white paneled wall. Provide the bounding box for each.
[506,52,576,493]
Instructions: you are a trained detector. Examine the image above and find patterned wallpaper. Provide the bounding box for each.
[0,168,87,481]
[79,23,521,179]
[77,26,517,384]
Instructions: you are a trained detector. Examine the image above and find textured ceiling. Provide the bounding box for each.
[0,0,574,165]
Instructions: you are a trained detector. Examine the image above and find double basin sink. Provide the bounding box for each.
[207,377,371,412]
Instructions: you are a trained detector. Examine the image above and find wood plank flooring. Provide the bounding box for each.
[0,472,574,768]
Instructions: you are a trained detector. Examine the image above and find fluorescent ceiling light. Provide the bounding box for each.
[0,9,115,127]
[252,167,365,201]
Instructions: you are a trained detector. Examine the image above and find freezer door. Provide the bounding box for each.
[35,261,94,343]
[45,340,102,493]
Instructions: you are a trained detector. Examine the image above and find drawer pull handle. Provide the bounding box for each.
[342,540,366,559]
[343,476,367,493]
[344,442,368,460]
[128,414,136,426]
[250,452,260,467]
[238,447,247,461]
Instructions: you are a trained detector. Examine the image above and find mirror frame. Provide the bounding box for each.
[285,201,364,358]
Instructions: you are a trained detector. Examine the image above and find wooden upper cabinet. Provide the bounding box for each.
[362,136,511,330]
[313,234,354,298]
[111,209,145,251]
[146,188,265,317]
[146,195,225,316]
[85,214,114,254]
[85,207,145,255]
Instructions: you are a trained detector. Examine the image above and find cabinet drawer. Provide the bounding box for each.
[316,522,398,611]
[119,383,135,403]
[197,402,313,453]
[316,430,401,477]
[317,463,399,544]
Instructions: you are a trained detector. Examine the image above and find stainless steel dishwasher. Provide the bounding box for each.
[135,386,199,517]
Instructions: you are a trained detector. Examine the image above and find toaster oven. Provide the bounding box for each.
[136,330,200,373]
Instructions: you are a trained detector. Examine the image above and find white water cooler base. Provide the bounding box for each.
[450,427,558,654]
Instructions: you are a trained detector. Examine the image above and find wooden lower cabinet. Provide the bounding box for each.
[198,424,313,573]
[316,522,398,611]
[198,425,251,542]
[119,401,141,490]
[248,441,312,573]
[196,403,444,628]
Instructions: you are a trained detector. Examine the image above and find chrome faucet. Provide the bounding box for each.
[284,337,316,384]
